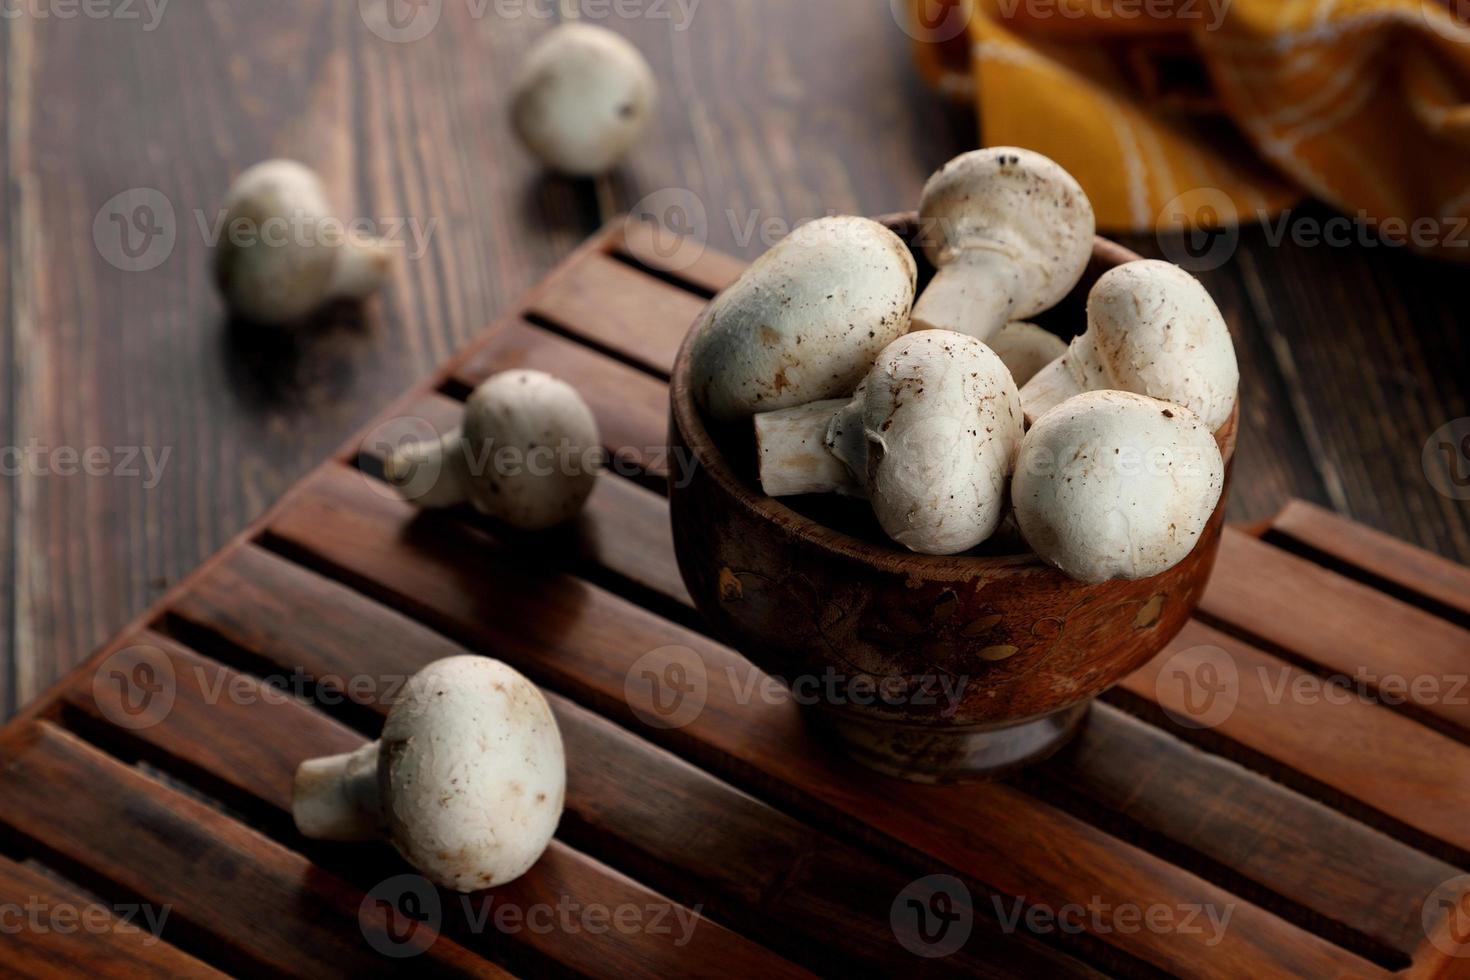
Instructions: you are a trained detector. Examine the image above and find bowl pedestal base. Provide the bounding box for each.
[812,701,1090,783]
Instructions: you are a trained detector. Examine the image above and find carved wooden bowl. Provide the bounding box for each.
[668,214,1238,782]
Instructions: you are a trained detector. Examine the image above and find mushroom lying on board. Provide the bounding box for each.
[690,215,917,422]
[1012,390,1225,583]
[212,160,394,326]
[755,330,1023,555]
[911,148,1095,342]
[1020,259,1239,430]
[293,656,565,893]
[510,24,657,176]
[989,321,1068,387]
[384,370,601,529]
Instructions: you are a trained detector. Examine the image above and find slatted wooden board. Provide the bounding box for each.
[3,221,1470,978]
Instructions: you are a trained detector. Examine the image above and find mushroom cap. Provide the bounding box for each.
[862,330,1023,555]
[213,159,338,324]
[690,215,917,421]
[917,147,1095,320]
[510,24,656,176]
[1012,390,1225,583]
[1071,260,1239,430]
[989,321,1068,387]
[461,370,601,530]
[379,656,565,893]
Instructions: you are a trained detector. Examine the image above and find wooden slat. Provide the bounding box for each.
[524,250,706,375]
[1033,701,1458,961]
[1203,530,1470,740]
[613,221,745,297]
[1118,621,1470,860]
[0,854,224,979]
[165,544,1100,978]
[449,321,671,479]
[61,631,806,980]
[1266,500,1470,625]
[0,721,501,979]
[263,463,1384,979]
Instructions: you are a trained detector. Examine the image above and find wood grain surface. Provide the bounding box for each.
[1,0,1466,725]
[0,215,1465,977]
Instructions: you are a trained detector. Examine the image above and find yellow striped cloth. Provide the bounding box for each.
[909,0,1470,257]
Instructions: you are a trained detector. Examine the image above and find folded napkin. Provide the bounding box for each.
[909,0,1470,258]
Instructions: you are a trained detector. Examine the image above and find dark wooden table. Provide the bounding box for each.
[1,0,1466,718]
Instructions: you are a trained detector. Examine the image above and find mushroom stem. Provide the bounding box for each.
[1018,355,1086,427]
[292,740,383,842]
[910,250,1019,341]
[328,232,395,303]
[754,399,865,497]
[383,428,472,509]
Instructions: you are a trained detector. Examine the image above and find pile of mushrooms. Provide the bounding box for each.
[694,147,1237,583]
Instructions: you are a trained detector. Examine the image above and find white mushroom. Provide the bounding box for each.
[384,370,601,530]
[989,321,1068,387]
[510,24,656,176]
[755,330,1023,555]
[912,147,1095,342]
[293,656,565,893]
[212,159,394,325]
[1020,259,1239,430]
[1012,390,1225,583]
[690,215,917,422]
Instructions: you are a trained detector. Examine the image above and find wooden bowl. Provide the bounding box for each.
[668,214,1238,782]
